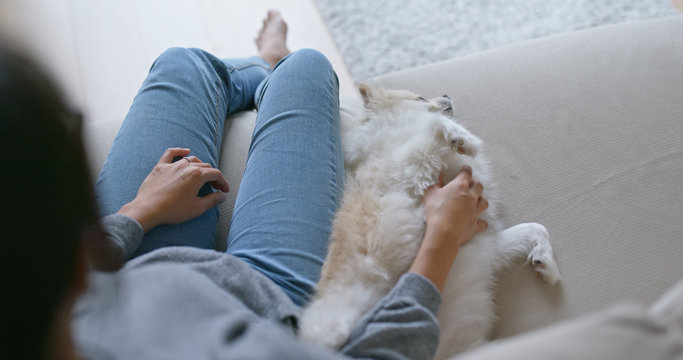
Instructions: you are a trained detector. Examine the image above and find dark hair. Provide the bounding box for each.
[0,45,98,358]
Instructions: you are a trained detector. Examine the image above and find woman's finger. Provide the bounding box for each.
[184,156,201,163]
[472,181,484,195]
[159,147,191,164]
[190,163,213,168]
[200,168,230,192]
[477,196,489,213]
[450,166,473,189]
[476,219,488,233]
[425,174,443,197]
[197,191,227,212]
[173,156,208,166]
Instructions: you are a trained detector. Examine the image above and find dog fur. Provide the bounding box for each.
[299,85,561,359]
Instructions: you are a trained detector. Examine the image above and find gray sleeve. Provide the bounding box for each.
[340,272,442,360]
[207,272,441,360]
[230,273,441,360]
[88,214,144,271]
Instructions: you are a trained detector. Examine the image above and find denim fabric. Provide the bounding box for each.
[227,49,344,306]
[95,47,343,305]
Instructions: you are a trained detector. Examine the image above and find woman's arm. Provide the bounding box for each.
[87,148,229,270]
[409,166,488,291]
[117,147,229,232]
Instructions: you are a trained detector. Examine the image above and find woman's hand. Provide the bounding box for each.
[409,166,488,291]
[117,148,229,232]
[422,166,489,250]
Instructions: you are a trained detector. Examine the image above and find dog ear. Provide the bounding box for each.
[358,83,372,104]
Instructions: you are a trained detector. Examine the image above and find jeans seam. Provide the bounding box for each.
[233,62,270,72]
[214,79,221,162]
[212,63,227,164]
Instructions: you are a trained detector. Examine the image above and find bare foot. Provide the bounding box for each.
[255,10,290,68]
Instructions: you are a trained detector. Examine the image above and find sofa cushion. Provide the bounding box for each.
[370,15,683,339]
[84,14,683,342]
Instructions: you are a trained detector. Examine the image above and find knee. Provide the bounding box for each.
[155,47,194,63]
[289,48,331,65]
[151,47,204,73]
[284,49,337,80]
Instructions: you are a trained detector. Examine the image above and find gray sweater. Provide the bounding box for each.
[72,214,442,359]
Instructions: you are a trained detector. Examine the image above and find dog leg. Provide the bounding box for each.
[437,118,483,157]
[494,223,561,284]
[300,283,387,350]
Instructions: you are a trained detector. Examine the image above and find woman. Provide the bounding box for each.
[1,11,487,359]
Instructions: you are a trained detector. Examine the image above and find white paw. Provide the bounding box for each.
[450,136,476,156]
[443,124,482,157]
[299,304,353,350]
[301,321,350,350]
[526,224,561,285]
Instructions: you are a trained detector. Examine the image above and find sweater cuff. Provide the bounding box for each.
[100,213,144,260]
[394,272,442,315]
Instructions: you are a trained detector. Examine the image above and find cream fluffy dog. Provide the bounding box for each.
[299,85,561,359]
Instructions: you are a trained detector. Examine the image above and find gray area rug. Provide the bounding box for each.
[313,0,679,81]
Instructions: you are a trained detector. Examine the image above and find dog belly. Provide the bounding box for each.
[436,235,499,358]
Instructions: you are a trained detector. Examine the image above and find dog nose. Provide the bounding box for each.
[438,94,454,115]
[439,94,453,108]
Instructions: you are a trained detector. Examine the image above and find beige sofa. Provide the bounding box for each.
[85,15,683,343]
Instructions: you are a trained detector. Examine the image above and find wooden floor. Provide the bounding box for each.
[0,0,356,124]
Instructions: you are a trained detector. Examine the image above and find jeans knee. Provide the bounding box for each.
[288,49,339,86]
[156,47,193,62]
[290,48,330,65]
[152,47,203,73]
[286,49,336,77]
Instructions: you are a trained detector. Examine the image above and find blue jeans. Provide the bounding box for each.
[95,47,344,306]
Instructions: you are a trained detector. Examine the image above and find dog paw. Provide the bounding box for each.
[440,118,483,157]
[300,301,355,350]
[320,328,350,350]
[526,224,561,285]
[301,320,350,350]
[441,122,482,157]
[450,137,474,156]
